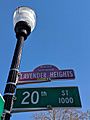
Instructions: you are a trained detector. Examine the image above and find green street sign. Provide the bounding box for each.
[0,94,4,120]
[12,87,81,113]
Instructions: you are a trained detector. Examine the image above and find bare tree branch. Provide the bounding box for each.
[33,108,90,120]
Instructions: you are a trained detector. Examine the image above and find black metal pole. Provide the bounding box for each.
[2,21,31,120]
[3,36,24,120]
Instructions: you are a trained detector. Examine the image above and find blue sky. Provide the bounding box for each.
[0,0,90,119]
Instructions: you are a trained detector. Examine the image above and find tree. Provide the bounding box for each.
[33,108,90,120]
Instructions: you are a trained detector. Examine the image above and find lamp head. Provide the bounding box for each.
[13,6,36,40]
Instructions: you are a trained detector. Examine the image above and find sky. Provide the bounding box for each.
[0,0,90,119]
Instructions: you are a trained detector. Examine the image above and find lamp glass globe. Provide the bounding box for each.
[13,6,36,32]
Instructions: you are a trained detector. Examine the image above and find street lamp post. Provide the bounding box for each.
[2,6,36,120]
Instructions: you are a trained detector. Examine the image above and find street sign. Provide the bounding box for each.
[12,86,81,113]
[0,94,5,120]
[18,65,75,84]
